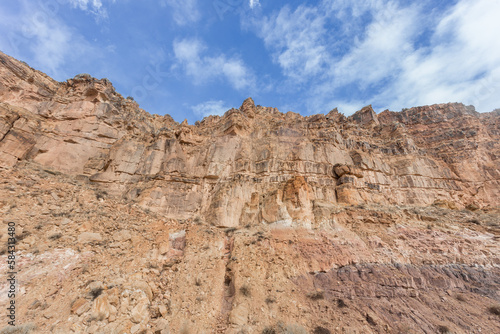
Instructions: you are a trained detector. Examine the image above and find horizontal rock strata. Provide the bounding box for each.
[0,51,499,333]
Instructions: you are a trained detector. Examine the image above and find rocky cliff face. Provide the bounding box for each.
[0,51,499,334]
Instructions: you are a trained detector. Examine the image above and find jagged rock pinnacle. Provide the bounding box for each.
[240,97,256,118]
[1,51,500,334]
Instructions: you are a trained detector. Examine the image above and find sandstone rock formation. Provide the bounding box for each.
[0,51,499,333]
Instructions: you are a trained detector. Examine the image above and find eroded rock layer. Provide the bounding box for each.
[0,51,499,333]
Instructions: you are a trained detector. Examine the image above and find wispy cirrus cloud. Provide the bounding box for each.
[383,0,500,112]
[191,100,230,118]
[173,38,255,91]
[0,0,98,79]
[161,0,200,26]
[256,4,328,82]
[1,0,497,124]
[67,0,115,21]
[247,0,500,115]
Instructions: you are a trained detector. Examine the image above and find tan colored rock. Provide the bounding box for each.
[1,48,498,217]
[349,105,380,126]
[130,297,150,324]
[78,232,102,243]
[91,295,111,320]
[130,280,153,302]
[71,298,90,316]
[158,305,169,317]
[1,51,500,334]
[156,318,169,331]
[130,324,142,334]
[229,303,249,326]
[159,242,169,255]
[113,229,132,242]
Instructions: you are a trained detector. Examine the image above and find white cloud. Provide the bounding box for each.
[222,60,251,90]
[376,0,500,112]
[249,0,260,9]
[67,0,114,21]
[173,38,255,91]
[256,4,328,81]
[331,3,420,87]
[161,0,200,26]
[191,100,230,117]
[0,0,97,79]
[68,0,103,11]
[249,0,500,114]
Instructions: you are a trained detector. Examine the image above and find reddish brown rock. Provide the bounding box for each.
[0,51,499,334]
[2,50,498,222]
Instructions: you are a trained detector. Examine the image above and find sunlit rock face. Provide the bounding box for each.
[1,51,499,334]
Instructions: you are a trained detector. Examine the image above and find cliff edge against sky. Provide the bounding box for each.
[0,51,499,333]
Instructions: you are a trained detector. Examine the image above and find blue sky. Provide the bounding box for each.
[1,0,499,123]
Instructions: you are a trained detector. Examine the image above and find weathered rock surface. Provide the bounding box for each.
[0,51,499,333]
[1,51,499,229]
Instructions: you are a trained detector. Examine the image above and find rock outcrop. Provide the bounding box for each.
[0,51,499,333]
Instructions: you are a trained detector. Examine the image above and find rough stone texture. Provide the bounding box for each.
[0,51,499,333]
[1,51,499,228]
